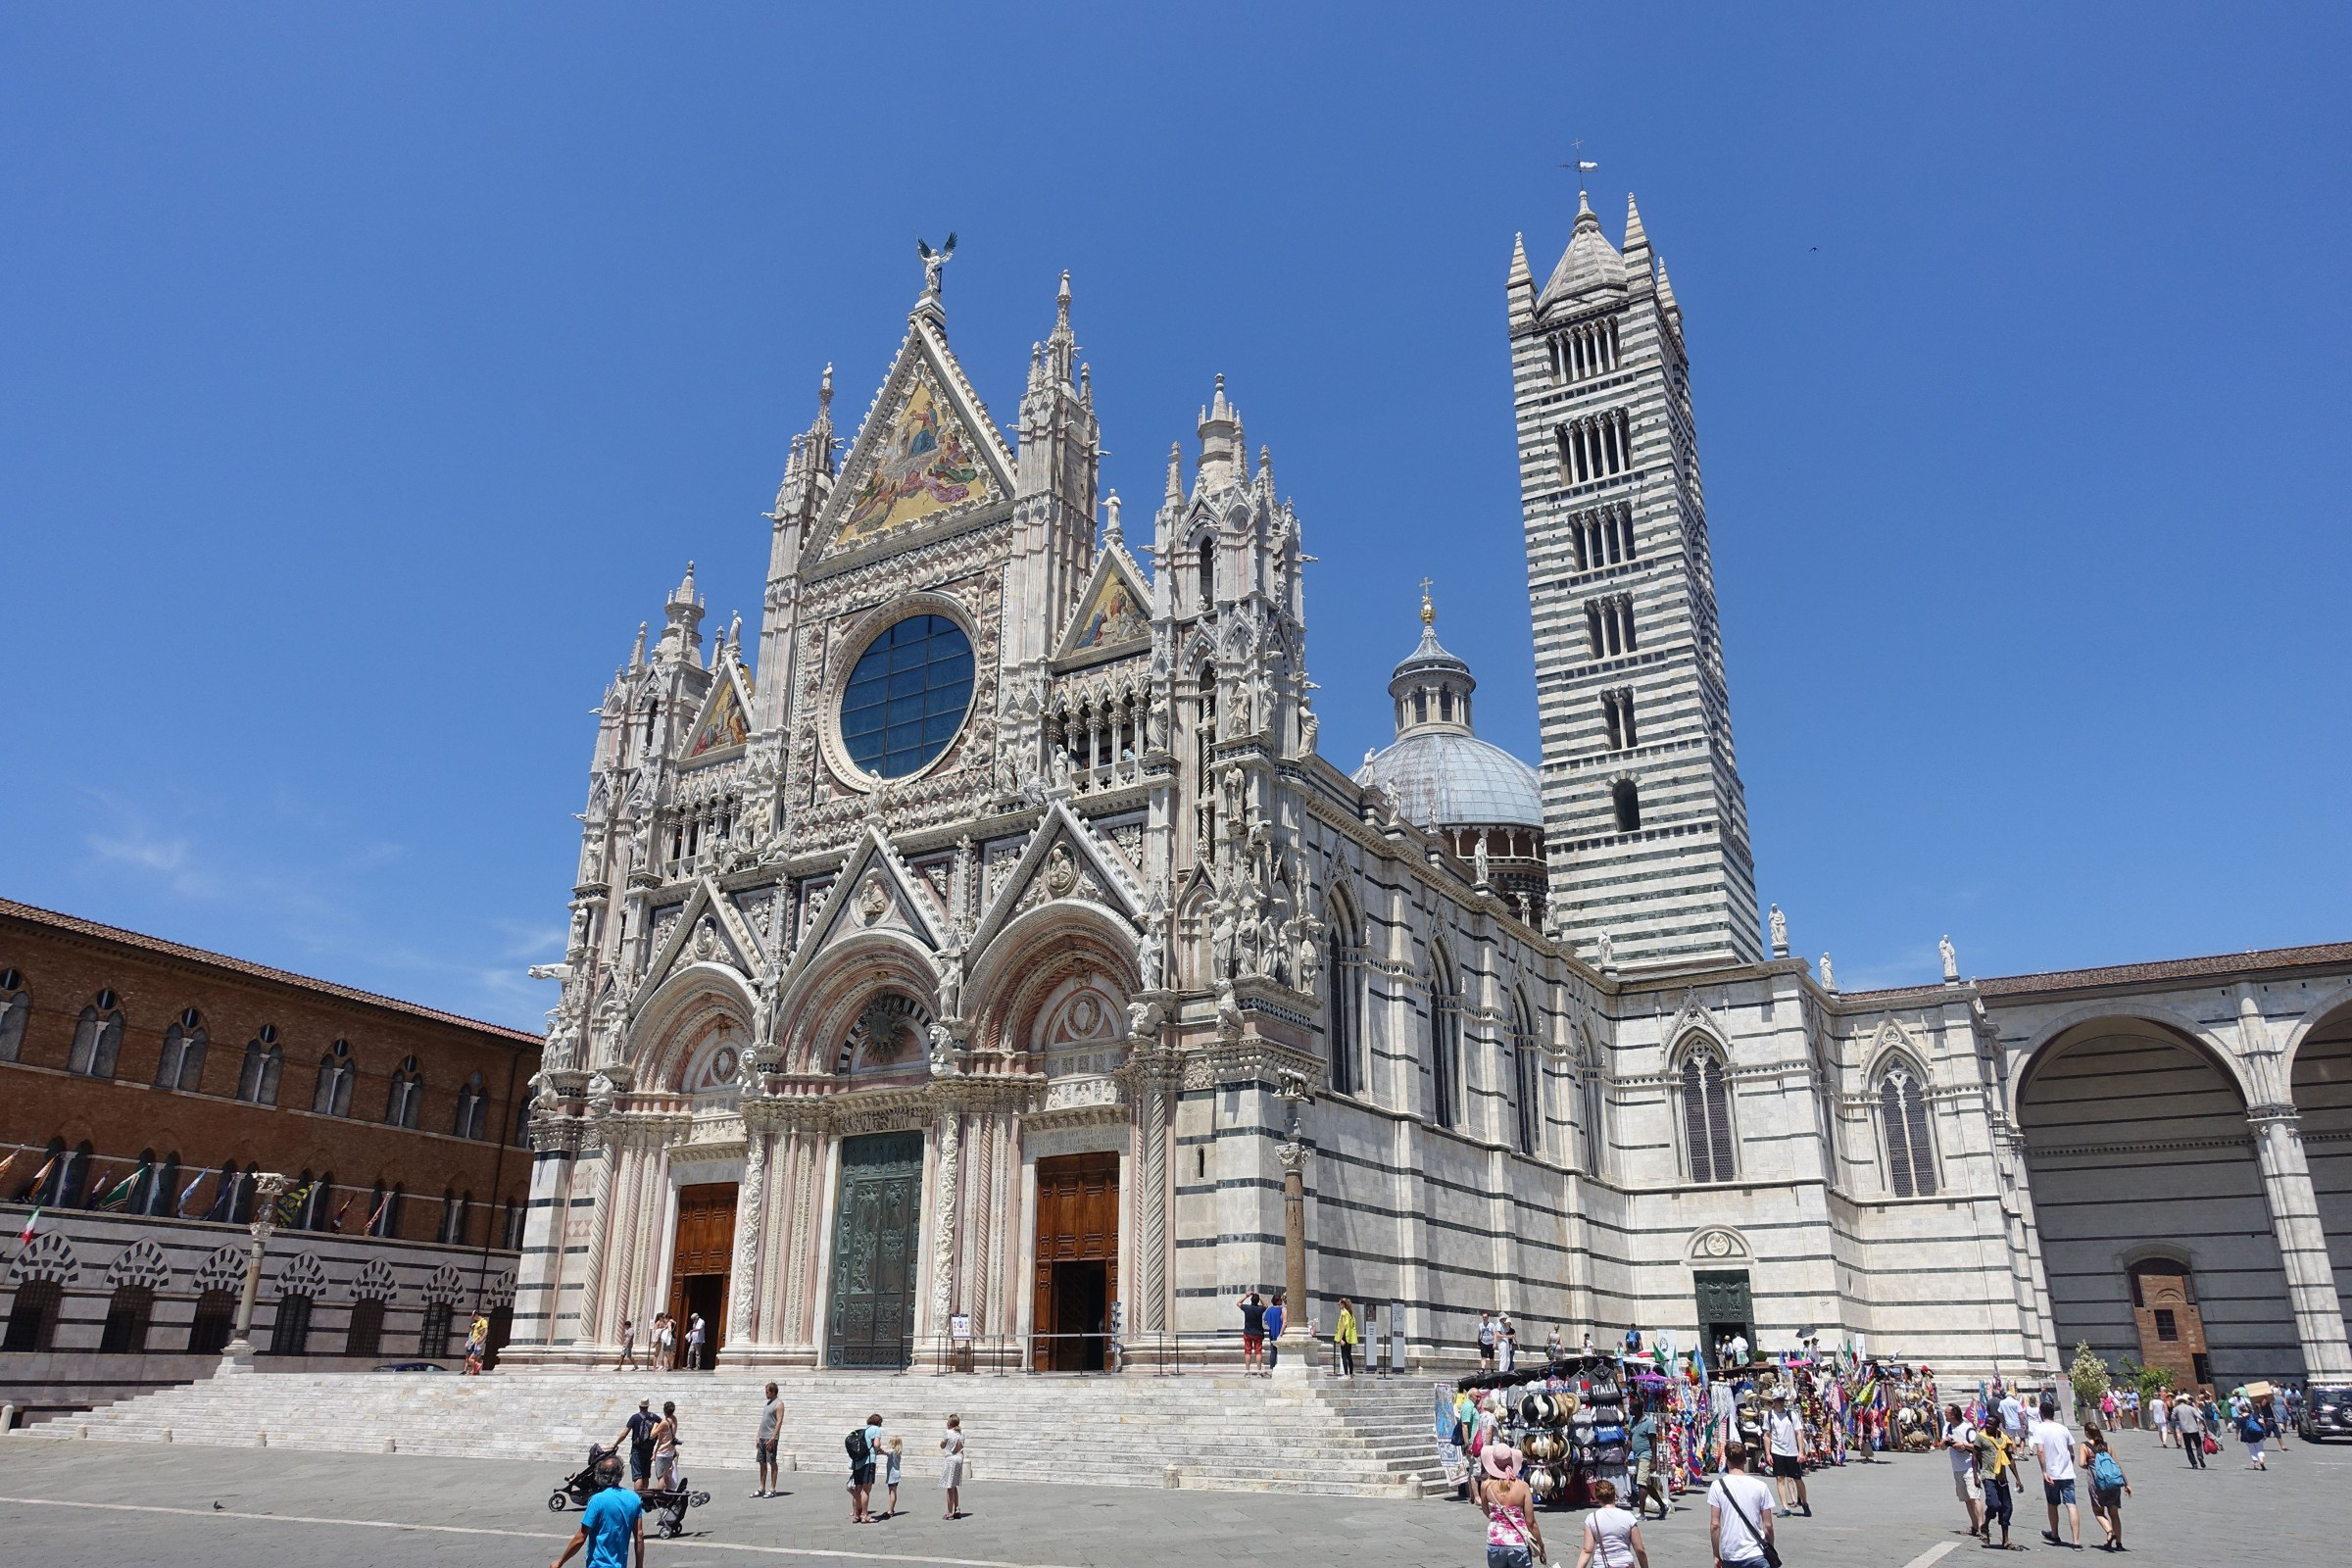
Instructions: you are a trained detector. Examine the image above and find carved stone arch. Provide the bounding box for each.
[484,1266,517,1308]
[275,1250,328,1296]
[2008,1000,2256,1123]
[193,1245,246,1294]
[968,903,1141,1059]
[354,1256,399,1303]
[628,964,759,1092]
[1862,1019,1934,1086]
[2282,980,2352,1084]
[838,992,933,1077]
[104,1238,172,1293]
[774,929,943,1079]
[1666,994,1733,1065]
[422,1262,466,1305]
[1687,1225,1751,1263]
[7,1231,78,1286]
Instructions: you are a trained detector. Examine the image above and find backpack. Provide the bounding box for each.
[2090,1449,2125,1491]
[846,1428,870,1463]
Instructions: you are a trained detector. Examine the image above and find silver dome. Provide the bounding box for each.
[1355,730,1544,830]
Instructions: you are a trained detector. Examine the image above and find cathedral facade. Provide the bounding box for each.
[508,206,2352,1389]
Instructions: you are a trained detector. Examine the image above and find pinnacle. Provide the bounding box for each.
[1623,193,1649,255]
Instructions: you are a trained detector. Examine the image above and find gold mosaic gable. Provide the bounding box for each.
[685,668,751,759]
[823,368,997,558]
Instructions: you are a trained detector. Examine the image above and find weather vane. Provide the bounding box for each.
[1559,138,1597,196]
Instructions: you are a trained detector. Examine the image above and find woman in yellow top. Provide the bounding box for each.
[1334,1298,1360,1378]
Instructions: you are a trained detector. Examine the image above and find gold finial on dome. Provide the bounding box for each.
[1419,576,1435,626]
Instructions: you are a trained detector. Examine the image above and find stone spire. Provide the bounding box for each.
[1622,193,1651,271]
[1196,374,1244,493]
[655,562,706,664]
[1507,232,1537,332]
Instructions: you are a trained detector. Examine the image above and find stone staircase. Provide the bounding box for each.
[12,1364,1446,1497]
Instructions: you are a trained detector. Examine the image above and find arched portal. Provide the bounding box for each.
[2290,1000,2352,1337]
[2018,1017,2295,1386]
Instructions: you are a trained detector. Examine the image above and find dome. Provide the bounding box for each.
[1353,586,1544,831]
[1356,729,1544,830]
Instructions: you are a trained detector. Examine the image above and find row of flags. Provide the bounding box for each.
[2,1148,399,1252]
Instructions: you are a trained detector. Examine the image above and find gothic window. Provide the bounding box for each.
[1586,602,1604,659]
[514,1101,533,1147]
[1326,912,1358,1097]
[0,971,27,1062]
[100,1285,154,1354]
[1581,1061,1607,1177]
[268,1293,313,1356]
[385,1055,422,1129]
[143,1152,180,1216]
[313,1039,355,1116]
[1195,536,1216,611]
[3,1279,63,1352]
[419,1299,454,1358]
[1194,668,1218,853]
[1439,688,1453,722]
[1601,689,1637,750]
[641,697,658,750]
[1878,1062,1939,1198]
[438,1189,469,1245]
[1512,997,1542,1157]
[1612,778,1642,833]
[346,1297,386,1359]
[156,1009,207,1092]
[1429,957,1461,1130]
[62,1139,95,1206]
[69,993,124,1077]
[453,1071,488,1140]
[1619,595,1638,651]
[229,1162,260,1224]
[1413,689,1428,723]
[502,1200,527,1249]
[1678,1044,1737,1183]
[236,1028,284,1105]
[303,1170,334,1230]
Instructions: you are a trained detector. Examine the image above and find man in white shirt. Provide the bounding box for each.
[2029,1397,2081,1548]
[1942,1402,1984,1540]
[1708,1445,1777,1568]
[1763,1390,1812,1517]
[1998,1389,2027,1445]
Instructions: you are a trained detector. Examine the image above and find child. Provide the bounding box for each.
[884,1435,905,1517]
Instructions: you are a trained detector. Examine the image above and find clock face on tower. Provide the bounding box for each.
[837,612,975,779]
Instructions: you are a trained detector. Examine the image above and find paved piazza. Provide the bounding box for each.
[0,1426,2328,1566]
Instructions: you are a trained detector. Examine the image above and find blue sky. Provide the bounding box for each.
[4,4,2346,1027]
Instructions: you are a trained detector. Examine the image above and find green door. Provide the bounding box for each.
[1693,1268,1753,1354]
[826,1131,925,1369]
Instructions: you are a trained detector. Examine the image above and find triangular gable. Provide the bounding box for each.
[767,825,954,1004]
[811,319,1015,564]
[634,878,766,1013]
[965,797,1147,958]
[683,662,753,760]
[1056,546,1152,661]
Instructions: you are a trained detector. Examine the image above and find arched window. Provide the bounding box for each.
[1429,956,1461,1130]
[313,1039,355,1116]
[156,1008,208,1092]
[199,1159,236,1221]
[0,970,29,1062]
[453,1071,488,1140]
[1611,778,1642,834]
[1581,1060,1607,1177]
[306,1171,335,1231]
[69,993,124,1077]
[1195,536,1216,610]
[439,1189,470,1245]
[236,1027,284,1104]
[187,1289,237,1353]
[513,1101,533,1148]
[1878,1062,1939,1198]
[1325,908,1357,1097]
[1512,998,1543,1157]
[385,1056,422,1128]
[100,1285,154,1353]
[1678,1044,1737,1183]
[502,1199,527,1250]
[18,1136,65,1203]
[3,1279,64,1351]
[144,1152,181,1216]
[229,1162,260,1224]
[268,1292,313,1356]
[419,1299,454,1358]
[62,1139,95,1206]
[346,1297,386,1358]
[372,1183,405,1239]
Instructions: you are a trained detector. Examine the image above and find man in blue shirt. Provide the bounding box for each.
[553,1457,642,1568]
[1264,1293,1287,1370]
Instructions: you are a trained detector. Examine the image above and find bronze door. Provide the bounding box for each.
[826,1131,924,1369]
[665,1181,736,1366]
[1033,1152,1119,1371]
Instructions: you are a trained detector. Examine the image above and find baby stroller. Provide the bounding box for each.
[548,1444,622,1511]
[643,1472,711,1539]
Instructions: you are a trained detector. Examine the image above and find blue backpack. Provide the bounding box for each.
[2090,1448,2125,1492]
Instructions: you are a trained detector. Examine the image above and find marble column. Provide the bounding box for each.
[220,1172,288,1371]
[507,1119,581,1356]
[570,1130,620,1349]
[725,1110,771,1355]
[2250,1103,2352,1378]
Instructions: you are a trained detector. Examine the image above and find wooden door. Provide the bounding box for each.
[1033,1152,1119,1369]
[665,1182,736,1364]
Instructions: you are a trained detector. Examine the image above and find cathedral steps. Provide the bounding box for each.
[11,1367,1448,1496]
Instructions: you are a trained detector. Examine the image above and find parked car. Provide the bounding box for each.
[373,1360,450,1374]
[2300,1385,2352,1443]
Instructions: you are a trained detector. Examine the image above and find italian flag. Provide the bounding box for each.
[17,1205,40,1247]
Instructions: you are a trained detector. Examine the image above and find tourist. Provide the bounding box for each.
[2098,1389,2117,1429]
[2149,1388,2169,1445]
[1998,1385,2027,1448]
[1942,1401,1984,1541]
[2172,1389,2205,1466]
[2081,1422,2131,1550]
[846,1412,876,1522]
[551,1450,641,1568]
[1265,1292,1287,1371]
[685,1311,707,1371]
[1629,1404,1667,1520]
[1478,1310,1496,1373]
[1976,1415,2019,1549]
[1574,1476,1646,1568]
[752,1381,781,1498]
[1494,1313,1517,1374]
[2237,1398,2269,1469]
[1238,1291,1266,1376]
[1727,1329,1750,1365]
[656,1313,676,1371]
[883,1435,905,1517]
[1706,1445,1776,1568]
[1764,1390,1811,1517]
[466,1310,489,1375]
[649,1400,681,1493]
[617,1318,638,1371]
[940,1413,966,1519]
[616,1398,659,1491]
[2030,1397,2081,1548]
[1547,1324,1565,1362]
[1335,1297,1360,1377]
[1477,1442,1547,1568]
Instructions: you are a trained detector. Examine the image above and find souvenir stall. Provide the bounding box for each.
[1446,1351,1647,1510]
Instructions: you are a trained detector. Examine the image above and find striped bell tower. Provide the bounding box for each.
[1507,187,1762,970]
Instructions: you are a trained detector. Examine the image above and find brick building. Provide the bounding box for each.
[0,898,541,1414]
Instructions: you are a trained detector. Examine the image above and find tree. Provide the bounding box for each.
[2069,1342,2112,1418]
[2117,1357,2175,1400]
